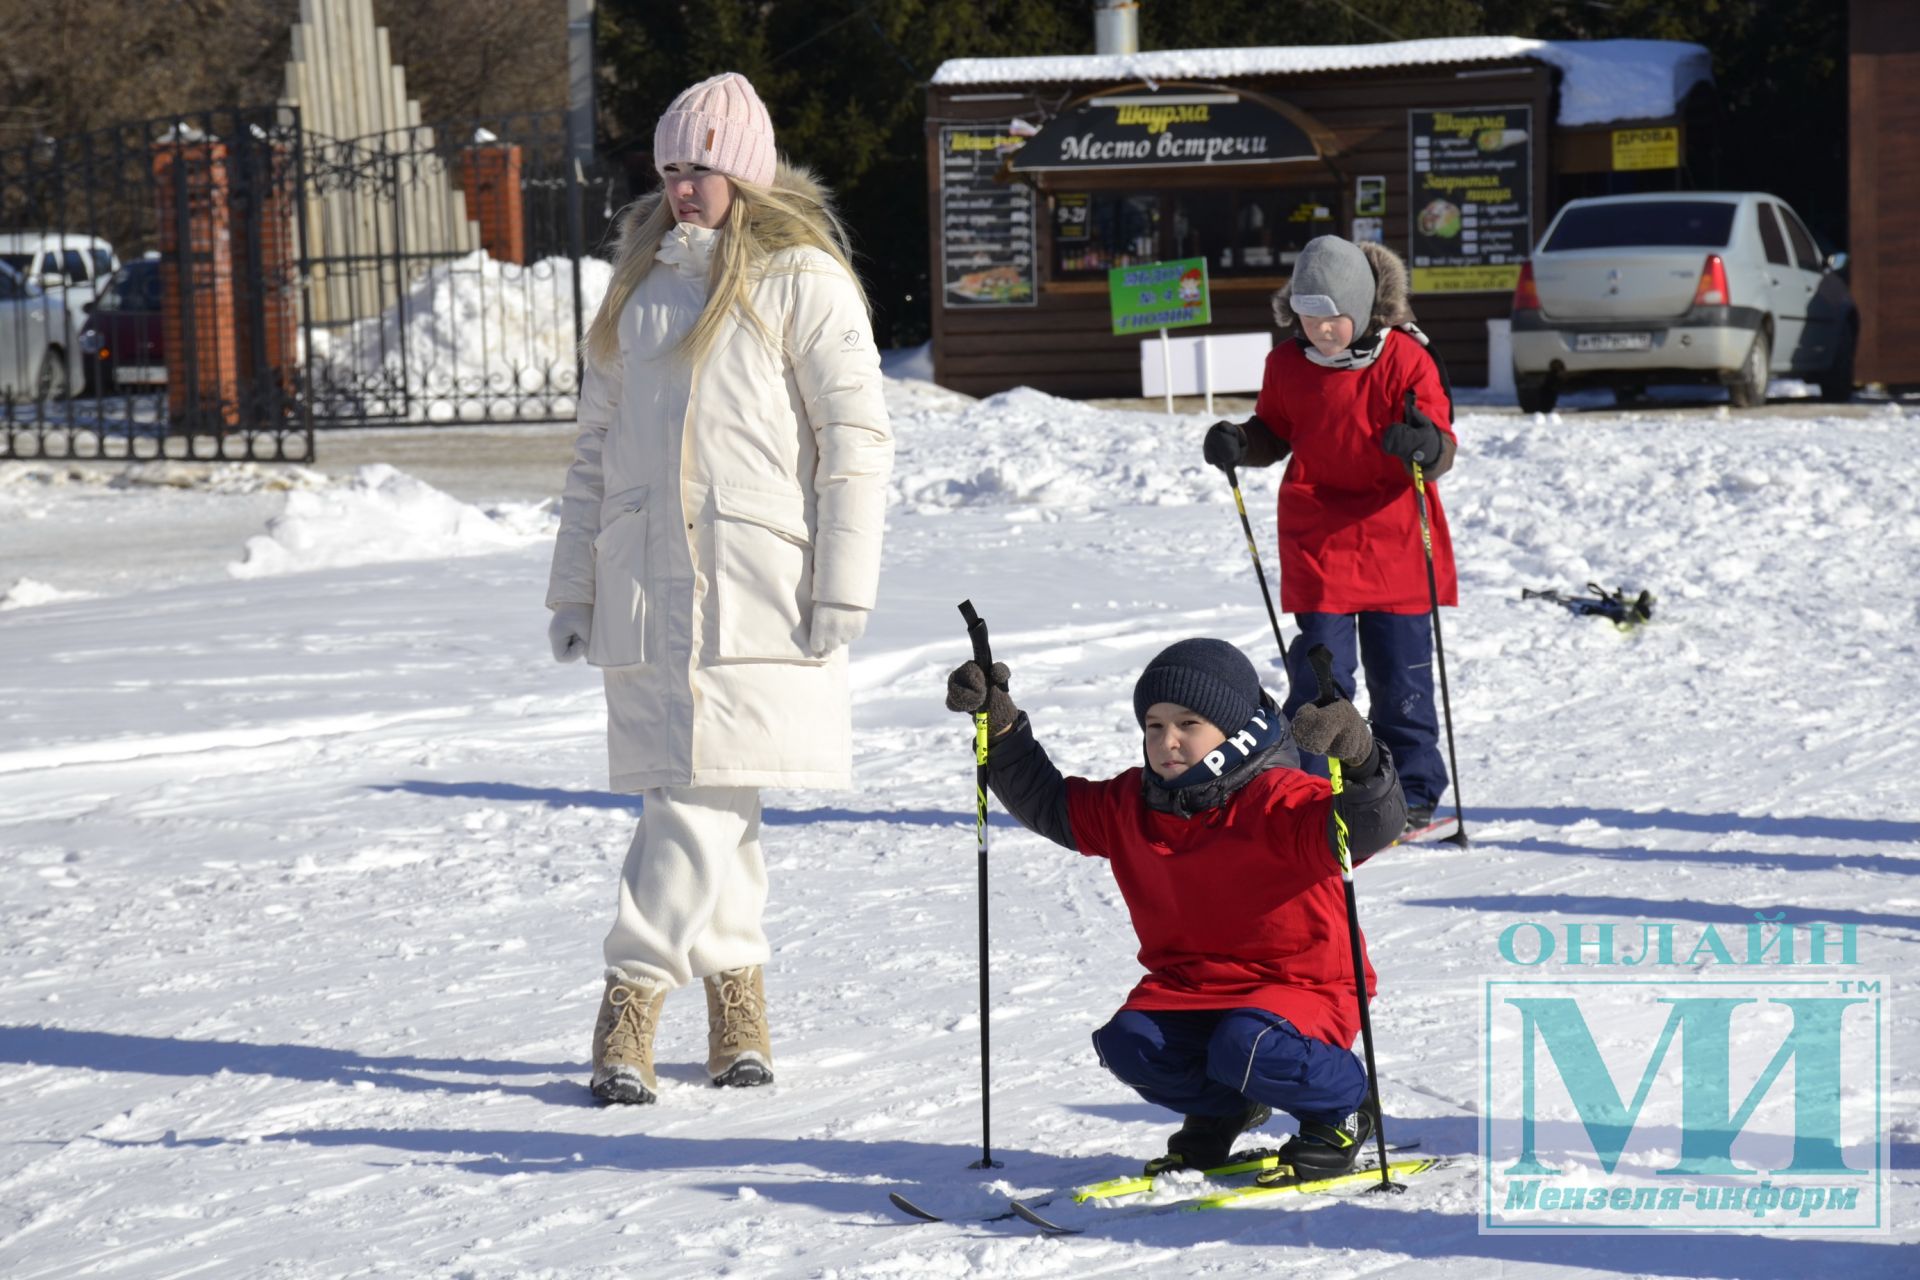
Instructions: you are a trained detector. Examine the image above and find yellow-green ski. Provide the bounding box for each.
[1071,1151,1283,1203]
[1188,1156,1445,1210]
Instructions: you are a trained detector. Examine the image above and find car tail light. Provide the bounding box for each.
[1692,254,1730,307]
[1511,261,1541,311]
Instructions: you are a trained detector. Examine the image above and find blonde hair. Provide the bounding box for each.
[585,160,867,369]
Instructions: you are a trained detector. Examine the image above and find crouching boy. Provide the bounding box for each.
[944,638,1405,1176]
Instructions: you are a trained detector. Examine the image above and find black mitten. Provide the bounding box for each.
[945,660,1019,736]
[1380,401,1444,468]
[1202,420,1248,471]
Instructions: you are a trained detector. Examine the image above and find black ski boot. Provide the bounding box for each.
[1143,1099,1271,1175]
[1403,804,1435,834]
[1273,1105,1374,1177]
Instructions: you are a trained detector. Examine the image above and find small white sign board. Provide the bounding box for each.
[1139,331,1273,398]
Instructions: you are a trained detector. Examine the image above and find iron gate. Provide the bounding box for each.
[0,105,621,462]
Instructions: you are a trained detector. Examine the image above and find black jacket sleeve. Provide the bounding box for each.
[1330,742,1407,866]
[984,711,1077,852]
[1241,413,1292,468]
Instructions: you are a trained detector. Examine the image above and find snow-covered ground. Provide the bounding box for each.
[0,385,1915,1277]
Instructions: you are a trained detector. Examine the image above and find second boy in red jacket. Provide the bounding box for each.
[1205,235,1457,831]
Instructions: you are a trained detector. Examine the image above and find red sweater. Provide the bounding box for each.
[1253,331,1458,614]
[1065,766,1375,1047]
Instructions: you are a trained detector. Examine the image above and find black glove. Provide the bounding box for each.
[1380,401,1445,468]
[945,660,1019,736]
[1290,697,1374,764]
[1202,420,1248,471]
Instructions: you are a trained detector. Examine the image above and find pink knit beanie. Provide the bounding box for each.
[653,72,776,187]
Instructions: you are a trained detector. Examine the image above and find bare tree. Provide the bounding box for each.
[0,0,564,143]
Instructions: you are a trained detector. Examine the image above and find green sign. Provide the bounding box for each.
[1108,257,1211,335]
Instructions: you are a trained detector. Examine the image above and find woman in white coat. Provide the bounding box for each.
[545,72,892,1105]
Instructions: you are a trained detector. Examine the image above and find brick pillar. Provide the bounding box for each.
[457,143,526,264]
[228,143,300,420]
[152,140,241,429]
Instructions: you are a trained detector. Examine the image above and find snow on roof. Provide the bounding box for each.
[930,38,1712,128]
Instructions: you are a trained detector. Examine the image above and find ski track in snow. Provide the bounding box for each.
[0,387,1916,1277]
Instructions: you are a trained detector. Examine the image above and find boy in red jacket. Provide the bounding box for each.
[1203,235,1457,830]
[945,637,1405,1174]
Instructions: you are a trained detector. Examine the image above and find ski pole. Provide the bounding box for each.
[1308,643,1401,1194]
[1223,464,1289,665]
[956,600,1002,1170]
[1404,391,1470,849]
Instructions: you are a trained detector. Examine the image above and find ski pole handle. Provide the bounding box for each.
[1404,391,1429,495]
[1310,643,1351,848]
[959,599,993,670]
[1308,643,1340,708]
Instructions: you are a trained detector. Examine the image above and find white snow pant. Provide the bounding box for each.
[603,785,769,988]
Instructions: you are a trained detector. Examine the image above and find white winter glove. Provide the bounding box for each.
[548,602,594,663]
[808,602,868,658]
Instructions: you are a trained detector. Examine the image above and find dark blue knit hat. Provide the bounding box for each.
[1132,638,1263,730]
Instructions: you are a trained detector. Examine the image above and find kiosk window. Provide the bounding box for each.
[1154,189,1340,278]
[1053,192,1159,275]
[1225,190,1336,274]
[1053,187,1340,278]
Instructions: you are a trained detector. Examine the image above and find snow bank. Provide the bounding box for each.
[890,384,1251,513]
[932,38,1713,127]
[308,252,614,423]
[228,463,554,578]
[0,461,331,494]
[0,577,96,610]
[880,342,934,382]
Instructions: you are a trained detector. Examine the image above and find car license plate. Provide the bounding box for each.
[114,365,167,385]
[1574,331,1652,352]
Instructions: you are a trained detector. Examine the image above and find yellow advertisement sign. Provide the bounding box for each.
[1412,264,1522,294]
[1612,127,1679,171]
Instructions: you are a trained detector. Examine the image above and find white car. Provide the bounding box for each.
[0,231,119,311]
[1510,193,1854,411]
[0,260,82,400]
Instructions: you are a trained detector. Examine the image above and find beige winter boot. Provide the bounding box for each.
[590,975,668,1104]
[703,965,773,1087]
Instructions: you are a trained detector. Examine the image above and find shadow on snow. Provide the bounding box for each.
[374,779,1021,828]
[0,1024,587,1106]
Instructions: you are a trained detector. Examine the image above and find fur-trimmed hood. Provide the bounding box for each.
[1270,240,1414,336]
[613,159,833,245]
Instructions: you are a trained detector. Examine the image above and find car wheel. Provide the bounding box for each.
[1516,374,1558,414]
[1818,328,1855,403]
[1727,328,1769,409]
[36,347,73,402]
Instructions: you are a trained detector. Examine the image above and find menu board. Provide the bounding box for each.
[939,126,1036,308]
[1407,106,1532,293]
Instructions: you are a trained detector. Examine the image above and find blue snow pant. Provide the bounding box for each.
[1092,1007,1369,1127]
[1282,610,1448,811]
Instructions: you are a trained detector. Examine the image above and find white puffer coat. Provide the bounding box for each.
[547,219,892,792]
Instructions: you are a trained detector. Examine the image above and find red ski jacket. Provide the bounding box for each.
[1253,331,1458,615]
[1066,765,1376,1047]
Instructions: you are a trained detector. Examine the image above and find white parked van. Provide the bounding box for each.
[0,232,120,311]
[1509,193,1854,411]
[0,260,82,400]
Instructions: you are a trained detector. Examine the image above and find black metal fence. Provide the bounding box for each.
[0,105,624,462]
